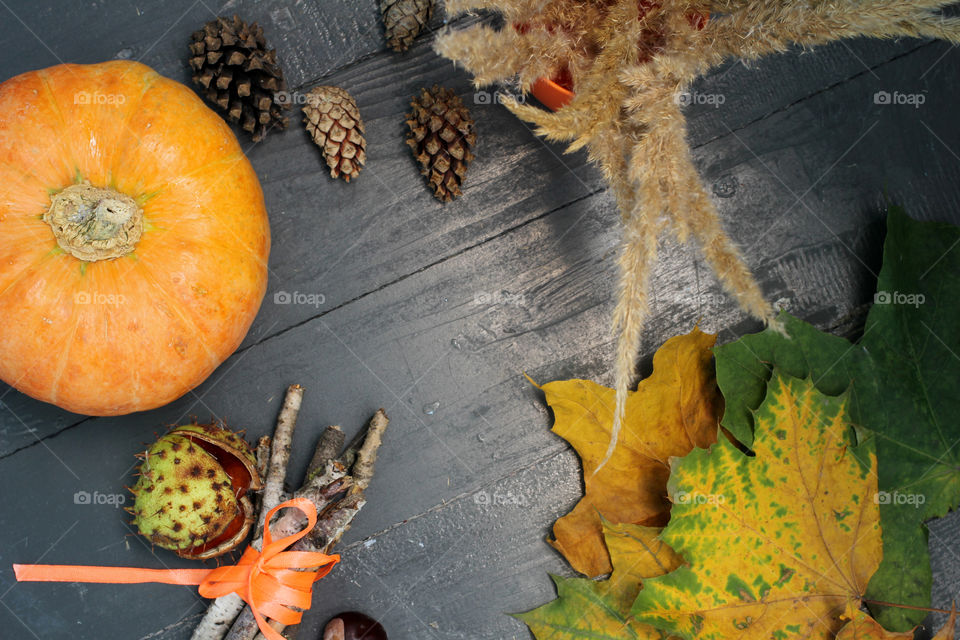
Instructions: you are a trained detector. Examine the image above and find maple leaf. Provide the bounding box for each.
[835,603,956,640]
[713,208,960,630]
[632,371,881,640]
[934,608,958,640]
[834,605,913,640]
[714,312,875,450]
[516,521,682,640]
[858,207,960,627]
[536,328,721,577]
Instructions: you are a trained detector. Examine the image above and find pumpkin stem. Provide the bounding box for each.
[44,183,143,261]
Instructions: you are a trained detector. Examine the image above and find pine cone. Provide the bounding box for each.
[380,0,433,52]
[303,86,366,183]
[405,86,477,202]
[188,15,289,142]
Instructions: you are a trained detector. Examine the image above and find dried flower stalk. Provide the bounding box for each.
[436,0,960,464]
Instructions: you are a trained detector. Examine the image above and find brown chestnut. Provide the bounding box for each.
[323,611,387,640]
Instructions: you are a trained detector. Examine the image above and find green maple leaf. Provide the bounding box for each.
[632,371,881,640]
[714,312,877,449]
[860,207,960,627]
[515,521,682,640]
[713,207,960,630]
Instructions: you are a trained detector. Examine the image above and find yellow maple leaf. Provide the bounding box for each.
[599,519,684,616]
[835,605,913,640]
[536,327,721,576]
[935,608,958,640]
[632,372,882,639]
[516,521,682,640]
[835,602,956,639]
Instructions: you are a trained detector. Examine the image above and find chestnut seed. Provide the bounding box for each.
[323,618,344,640]
[323,612,387,640]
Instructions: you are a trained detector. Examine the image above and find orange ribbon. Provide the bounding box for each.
[13,497,339,640]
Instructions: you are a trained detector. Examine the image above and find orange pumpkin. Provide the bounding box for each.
[0,61,270,416]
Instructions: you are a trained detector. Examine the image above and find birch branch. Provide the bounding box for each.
[305,425,345,483]
[350,409,388,494]
[191,386,303,640]
[190,435,272,640]
[255,384,303,540]
[230,411,389,640]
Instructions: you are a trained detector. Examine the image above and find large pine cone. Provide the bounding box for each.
[405,86,477,203]
[303,86,366,183]
[380,0,433,52]
[189,15,289,142]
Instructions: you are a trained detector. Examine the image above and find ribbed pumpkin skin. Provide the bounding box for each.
[0,61,270,416]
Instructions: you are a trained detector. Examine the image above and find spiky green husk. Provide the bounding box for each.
[129,434,239,552]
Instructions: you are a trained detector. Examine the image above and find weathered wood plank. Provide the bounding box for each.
[0,0,385,87]
[928,511,960,637]
[0,17,937,454]
[1,38,958,639]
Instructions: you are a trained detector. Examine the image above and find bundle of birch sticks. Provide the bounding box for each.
[191,384,389,640]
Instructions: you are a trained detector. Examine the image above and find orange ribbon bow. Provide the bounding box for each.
[13,497,339,640]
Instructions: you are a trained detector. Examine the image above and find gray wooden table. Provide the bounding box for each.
[0,2,958,639]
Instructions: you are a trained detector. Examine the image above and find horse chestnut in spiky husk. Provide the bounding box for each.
[128,422,263,559]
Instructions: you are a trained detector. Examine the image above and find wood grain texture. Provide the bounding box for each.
[0,1,958,639]
[0,27,931,455]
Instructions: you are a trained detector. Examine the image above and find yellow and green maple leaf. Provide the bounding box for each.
[632,371,881,640]
[516,521,682,640]
[714,209,960,630]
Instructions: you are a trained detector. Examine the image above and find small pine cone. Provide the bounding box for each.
[380,0,433,52]
[405,86,477,203]
[189,15,289,142]
[303,86,366,183]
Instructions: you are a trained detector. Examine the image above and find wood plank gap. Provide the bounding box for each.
[239,187,605,351]
[335,443,574,553]
[0,415,93,461]
[0,188,604,460]
[294,14,486,88]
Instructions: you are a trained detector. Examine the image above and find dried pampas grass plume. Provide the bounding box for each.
[436,0,960,467]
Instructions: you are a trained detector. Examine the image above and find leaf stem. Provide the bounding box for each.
[863,599,954,614]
